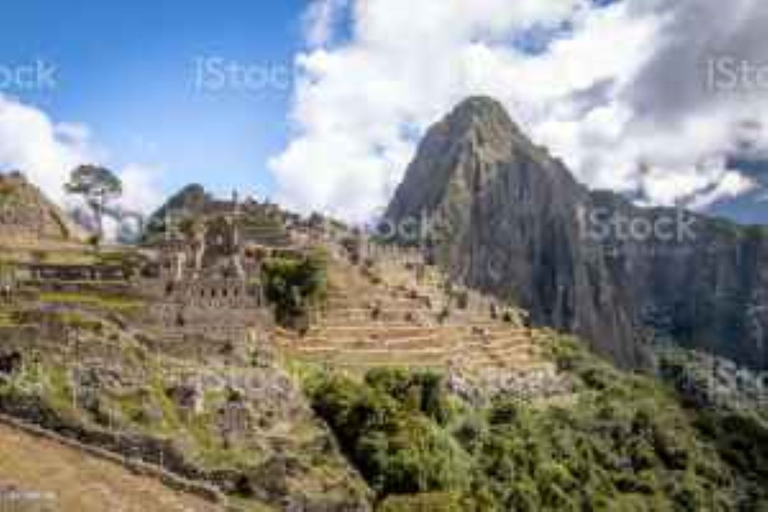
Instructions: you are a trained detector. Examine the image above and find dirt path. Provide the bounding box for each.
[0,423,223,512]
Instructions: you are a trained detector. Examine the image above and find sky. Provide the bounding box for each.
[0,0,304,208]
[1,0,768,224]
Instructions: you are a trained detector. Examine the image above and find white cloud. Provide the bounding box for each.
[0,94,96,203]
[272,0,768,221]
[117,164,164,214]
[688,169,758,210]
[0,93,162,218]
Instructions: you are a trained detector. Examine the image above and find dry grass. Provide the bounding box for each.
[0,423,224,512]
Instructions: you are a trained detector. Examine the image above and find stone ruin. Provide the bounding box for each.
[137,199,281,347]
[7,191,299,357]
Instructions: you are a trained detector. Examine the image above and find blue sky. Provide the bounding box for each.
[1,0,765,224]
[1,0,306,199]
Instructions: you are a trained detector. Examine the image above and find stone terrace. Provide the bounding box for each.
[277,243,559,393]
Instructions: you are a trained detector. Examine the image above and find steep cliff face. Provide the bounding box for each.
[386,97,768,370]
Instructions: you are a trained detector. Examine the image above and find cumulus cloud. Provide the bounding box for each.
[0,94,162,217]
[0,94,96,203]
[116,164,164,215]
[271,0,768,222]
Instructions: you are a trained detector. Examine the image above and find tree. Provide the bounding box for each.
[65,165,122,241]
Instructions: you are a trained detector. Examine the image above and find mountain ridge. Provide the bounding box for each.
[386,96,768,370]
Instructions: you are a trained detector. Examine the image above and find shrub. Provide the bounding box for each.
[262,250,327,326]
[365,369,453,425]
[309,372,471,497]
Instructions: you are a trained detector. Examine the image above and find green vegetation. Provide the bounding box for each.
[303,336,768,511]
[0,260,15,277]
[39,290,145,314]
[0,350,367,510]
[657,346,768,422]
[306,370,471,498]
[262,250,328,327]
[94,250,146,277]
[0,309,21,327]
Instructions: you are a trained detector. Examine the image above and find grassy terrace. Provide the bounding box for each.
[0,242,140,266]
[38,291,146,314]
[0,309,20,327]
[0,245,92,265]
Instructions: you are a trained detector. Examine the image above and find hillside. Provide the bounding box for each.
[6,240,767,510]
[301,337,768,511]
[386,96,768,371]
[0,422,224,512]
[276,245,563,399]
[0,164,764,510]
[0,171,85,246]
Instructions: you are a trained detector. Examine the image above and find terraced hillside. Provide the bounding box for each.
[277,245,565,397]
[0,274,371,511]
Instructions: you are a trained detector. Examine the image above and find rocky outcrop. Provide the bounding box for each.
[0,332,373,510]
[386,96,768,370]
[0,171,84,242]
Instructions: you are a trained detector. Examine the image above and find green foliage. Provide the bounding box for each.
[308,336,768,511]
[262,250,327,327]
[365,368,453,425]
[308,373,472,497]
[65,165,123,201]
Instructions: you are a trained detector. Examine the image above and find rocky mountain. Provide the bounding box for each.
[0,171,85,242]
[386,97,768,370]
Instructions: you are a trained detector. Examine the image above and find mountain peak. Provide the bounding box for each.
[386,100,768,372]
[450,95,510,121]
[385,96,568,225]
[439,96,523,141]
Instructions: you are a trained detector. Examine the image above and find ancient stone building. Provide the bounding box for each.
[140,195,274,345]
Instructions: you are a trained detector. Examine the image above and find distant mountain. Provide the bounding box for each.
[386,97,768,370]
[706,156,768,225]
[0,171,85,243]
